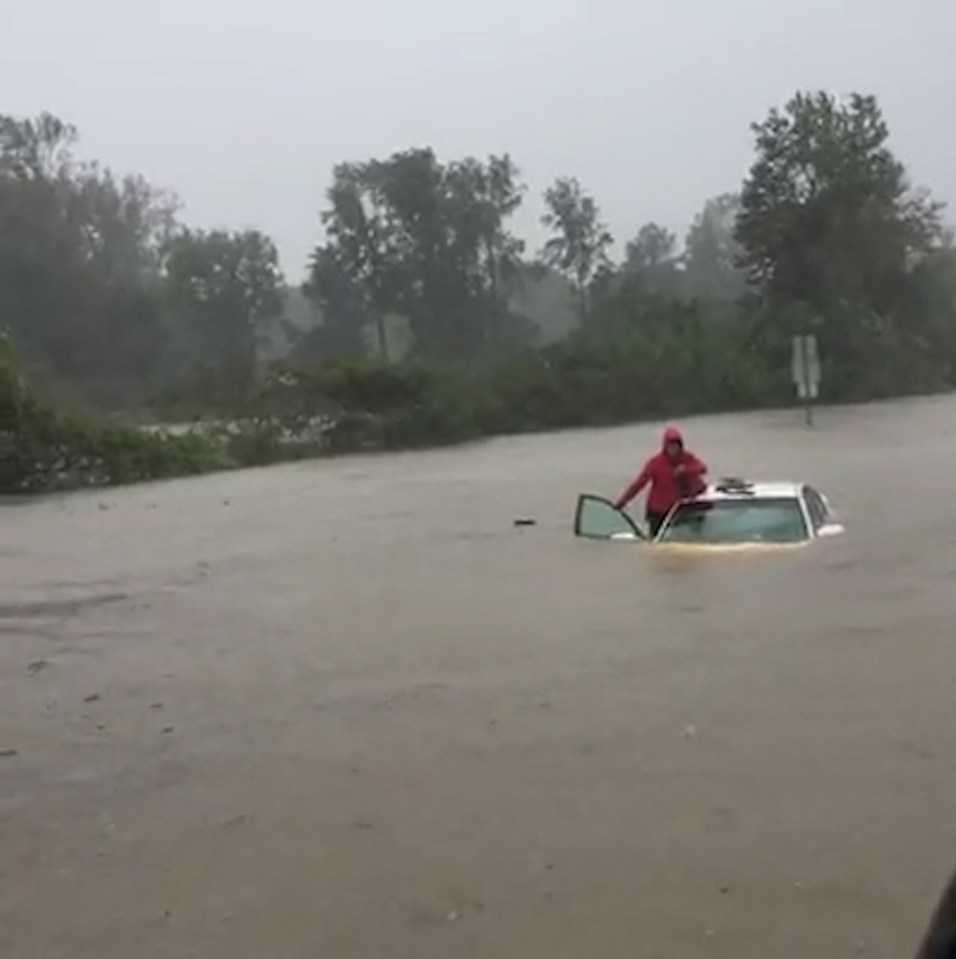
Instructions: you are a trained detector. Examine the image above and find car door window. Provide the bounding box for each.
[574,495,643,540]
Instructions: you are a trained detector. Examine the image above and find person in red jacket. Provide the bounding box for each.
[614,426,708,536]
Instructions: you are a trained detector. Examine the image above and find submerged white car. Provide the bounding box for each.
[574,478,843,549]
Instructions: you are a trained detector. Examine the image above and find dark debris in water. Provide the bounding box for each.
[0,592,128,619]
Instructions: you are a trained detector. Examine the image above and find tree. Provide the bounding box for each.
[162,229,285,392]
[369,147,470,359]
[735,91,948,392]
[625,222,677,272]
[623,222,682,296]
[300,245,373,360]
[0,112,75,181]
[307,161,400,360]
[309,149,531,362]
[0,112,178,405]
[441,153,529,355]
[73,167,178,283]
[540,177,613,321]
[682,194,745,302]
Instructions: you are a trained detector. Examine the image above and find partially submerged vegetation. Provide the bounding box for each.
[2,328,774,492]
[2,336,224,491]
[4,90,956,493]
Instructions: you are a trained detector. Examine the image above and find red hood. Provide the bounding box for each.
[662,426,683,449]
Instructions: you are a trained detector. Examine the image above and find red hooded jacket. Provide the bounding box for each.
[615,426,707,515]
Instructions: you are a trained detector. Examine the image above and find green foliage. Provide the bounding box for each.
[735,91,954,399]
[683,194,746,301]
[245,360,489,451]
[540,176,614,320]
[162,228,285,390]
[0,113,286,409]
[482,300,776,434]
[4,89,956,494]
[1,335,224,492]
[0,113,178,407]
[306,149,532,362]
[625,223,677,272]
[618,222,685,300]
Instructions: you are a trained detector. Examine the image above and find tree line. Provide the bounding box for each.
[0,109,763,405]
[4,90,956,490]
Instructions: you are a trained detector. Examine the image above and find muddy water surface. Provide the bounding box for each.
[3,399,956,958]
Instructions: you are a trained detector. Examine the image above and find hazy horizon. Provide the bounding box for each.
[6,0,954,279]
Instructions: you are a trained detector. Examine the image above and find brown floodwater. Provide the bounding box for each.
[3,397,956,958]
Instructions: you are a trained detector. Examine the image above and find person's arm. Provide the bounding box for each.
[673,454,705,477]
[674,454,707,497]
[685,453,707,480]
[615,462,652,510]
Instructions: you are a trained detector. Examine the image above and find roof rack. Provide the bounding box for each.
[714,477,755,494]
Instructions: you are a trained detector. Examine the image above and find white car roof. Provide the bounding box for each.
[696,480,804,502]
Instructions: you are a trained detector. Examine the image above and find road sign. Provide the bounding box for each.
[791,334,821,423]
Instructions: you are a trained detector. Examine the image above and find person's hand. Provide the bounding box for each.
[673,463,687,476]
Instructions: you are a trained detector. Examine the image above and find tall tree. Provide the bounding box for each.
[308,160,400,360]
[162,229,284,391]
[682,194,745,302]
[0,112,75,181]
[301,245,372,360]
[623,222,682,296]
[625,222,677,272]
[309,148,530,362]
[442,153,528,354]
[735,91,947,388]
[540,177,613,321]
[372,147,466,358]
[0,113,178,404]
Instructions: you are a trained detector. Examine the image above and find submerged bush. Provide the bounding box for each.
[7,292,954,495]
[2,337,225,492]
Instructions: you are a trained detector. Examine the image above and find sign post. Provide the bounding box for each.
[791,334,820,426]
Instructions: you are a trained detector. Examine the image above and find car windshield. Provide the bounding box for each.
[657,497,809,544]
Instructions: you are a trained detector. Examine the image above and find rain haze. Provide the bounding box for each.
[4,0,955,277]
[9,4,956,958]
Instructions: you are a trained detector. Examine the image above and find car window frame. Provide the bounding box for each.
[573,494,645,540]
[801,485,829,533]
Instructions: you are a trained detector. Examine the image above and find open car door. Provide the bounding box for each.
[573,494,645,540]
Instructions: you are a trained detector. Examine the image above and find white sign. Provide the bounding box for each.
[791,334,820,399]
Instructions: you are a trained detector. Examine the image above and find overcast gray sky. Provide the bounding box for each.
[6,0,954,279]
